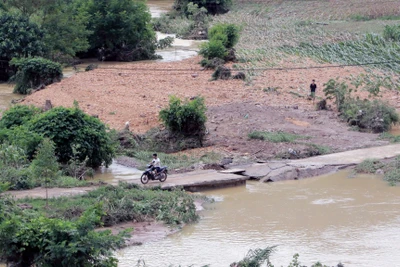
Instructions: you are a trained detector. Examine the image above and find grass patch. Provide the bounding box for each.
[248,131,310,143]
[384,169,400,186]
[379,132,400,143]
[126,150,222,170]
[16,183,198,226]
[48,176,92,188]
[355,158,385,174]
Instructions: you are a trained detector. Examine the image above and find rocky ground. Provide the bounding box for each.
[22,56,398,161]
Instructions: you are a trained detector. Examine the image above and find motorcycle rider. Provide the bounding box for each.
[150,153,161,175]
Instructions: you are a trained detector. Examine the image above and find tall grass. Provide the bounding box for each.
[248,131,310,143]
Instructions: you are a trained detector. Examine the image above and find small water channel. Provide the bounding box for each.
[117,171,400,267]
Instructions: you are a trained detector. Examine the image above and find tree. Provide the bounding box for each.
[0,13,45,80]
[30,138,60,207]
[83,0,157,61]
[28,106,115,168]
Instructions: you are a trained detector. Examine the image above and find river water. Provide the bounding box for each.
[117,171,400,267]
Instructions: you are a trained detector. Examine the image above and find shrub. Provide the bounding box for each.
[208,23,240,49]
[28,106,115,168]
[0,105,41,129]
[323,79,349,111]
[199,39,227,59]
[0,126,43,160]
[10,57,63,94]
[383,24,400,41]
[200,57,225,69]
[341,99,399,133]
[212,65,231,80]
[0,205,128,267]
[159,96,207,137]
[174,0,232,15]
[384,169,400,186]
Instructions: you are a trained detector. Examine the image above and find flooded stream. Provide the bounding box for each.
[117,171,400,267]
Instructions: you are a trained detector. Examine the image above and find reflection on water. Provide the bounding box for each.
[117,171,400,267]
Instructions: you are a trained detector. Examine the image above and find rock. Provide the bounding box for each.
[375,169,384,175]
[43,100,53,111]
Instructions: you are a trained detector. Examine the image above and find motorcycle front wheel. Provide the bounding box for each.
[159,172,167,182]
[141,174,149,184]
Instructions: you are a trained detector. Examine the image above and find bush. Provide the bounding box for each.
[208,23,240,49]
[200,57,225,69]
[0,105,41,129]
[0,126,43,160]
[174,0,232,15]
[384,169,400,186]
[10,57,63,94]
[0,205,128,267]
[199,39,227,59]
[159,96,207,138]
[341,99,399,133]
[28,106,115,168]
[383,24,400,41]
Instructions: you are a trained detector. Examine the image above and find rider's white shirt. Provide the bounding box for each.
[152,158,161,167]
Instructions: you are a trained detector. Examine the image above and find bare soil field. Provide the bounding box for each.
[22,56,398,161]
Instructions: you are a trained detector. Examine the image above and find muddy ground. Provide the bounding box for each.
[22,56,398,161]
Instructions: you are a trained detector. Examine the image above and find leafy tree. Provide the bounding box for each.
[0,13,45,80]
[174,0,232,15]
[159,96,207,138]
[83,0,157,61]
[0,13,45,60]
[10,57,63,94]
[28,106,115,168]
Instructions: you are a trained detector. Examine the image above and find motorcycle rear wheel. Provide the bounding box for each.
[141,174,149,184]
[159,172,167,182]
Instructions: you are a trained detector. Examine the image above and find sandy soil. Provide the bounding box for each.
[22,56,399,160]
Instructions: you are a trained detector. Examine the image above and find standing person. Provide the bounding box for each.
[310,79,317,102]
[150,153,161,174]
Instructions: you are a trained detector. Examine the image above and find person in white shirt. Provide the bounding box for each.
[150,153,161,174]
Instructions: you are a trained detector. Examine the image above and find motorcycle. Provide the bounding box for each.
[140,164,168,184]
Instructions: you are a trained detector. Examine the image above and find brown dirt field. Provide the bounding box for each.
[22,56,400,160]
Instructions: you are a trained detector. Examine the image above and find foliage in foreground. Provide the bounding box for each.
[10,57,63,94]
[159,96,207,139]
[18,183,199,227]
[0,199,128,267]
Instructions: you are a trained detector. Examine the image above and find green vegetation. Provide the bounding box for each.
[159,96,207,139]
[354,159,384,174]
[322,79,399,133]
[354,156,400,186]
[248,131,310,143]
[17,183,198,226]
[383,24,400,42]
[0,191,128,267]
[10,57,63,94]
[174,0,232,16]
[379,132,400,143]
[0,105,115,189]
[199,22,240,61]
[231,246,344,267]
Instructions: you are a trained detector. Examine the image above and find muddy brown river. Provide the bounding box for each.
[117,171,400,266]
